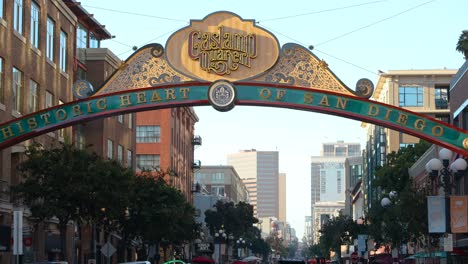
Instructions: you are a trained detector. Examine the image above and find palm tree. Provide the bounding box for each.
[456,30,468,59]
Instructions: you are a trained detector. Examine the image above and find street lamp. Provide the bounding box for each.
[425,148,467,264]
[215,227,226,264]
[380,191,397,208]
[426,148,467,195]
[236,237,246,258]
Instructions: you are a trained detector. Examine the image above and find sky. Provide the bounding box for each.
[80,0,468,237]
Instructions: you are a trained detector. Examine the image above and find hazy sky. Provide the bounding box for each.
[80,0,467,236]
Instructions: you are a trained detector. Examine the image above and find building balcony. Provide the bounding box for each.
[192,135,202,146]
[435,99,449,109]
[192,160,201,169]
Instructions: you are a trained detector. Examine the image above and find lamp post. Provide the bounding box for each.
[215,227,226,264]
[380,190,397,208]
[380,191,398,264]
[426,148,467,264]
[236,237,246,259]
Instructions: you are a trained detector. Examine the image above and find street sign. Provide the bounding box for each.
[100,242,116,257]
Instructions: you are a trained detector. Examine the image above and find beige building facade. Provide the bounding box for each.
[368,69,456,152]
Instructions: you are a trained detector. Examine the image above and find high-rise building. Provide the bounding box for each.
[309,141,361,244]
[321,140,361,157]
[227,149,279,219]
[278,172,287,223]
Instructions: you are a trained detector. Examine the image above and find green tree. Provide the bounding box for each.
[13,143,134,261]
[318,214,357,260]
[456,30,468,59]
[124,173,197,262]
[286,238,298,259]
[205,200,262,260]
[249,228,270,260]
[366,141,430,251]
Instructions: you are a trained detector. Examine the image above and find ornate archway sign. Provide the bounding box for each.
[1,11,467,155]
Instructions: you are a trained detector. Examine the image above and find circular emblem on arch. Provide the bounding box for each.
[208,80,237,112]
[355,78,374,98]
[72,80,94,99]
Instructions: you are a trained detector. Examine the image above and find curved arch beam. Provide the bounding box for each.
[1,82,467,155]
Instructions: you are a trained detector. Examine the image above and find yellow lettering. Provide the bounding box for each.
[151,91,162,102]
[1,126,14,139]
[27,118,38,130]
[384,109,392,120]
[432,126,444,137]
[72,105,83,117]
[260,88,271,99]
[120,95,132,106]
[414,119,426,130]
[40,113,52,124]
[136,92,147,104]
[396,113,408,125]
[367,105,379,116]
[275,90,286,101]
[55,109,67,120]
[97,99,107,110]
[86,101,93,113]
[15,122,24,133]
[336,98,347,109]
[304,93,313,104]
[180,88,190,99]
[165,89,176,100]
[319,95,330,106]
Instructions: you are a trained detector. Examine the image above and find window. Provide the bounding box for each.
[0,57,3,104]
[434,86,449,109]
[59,30,67,71]
[399,86,423,107]
[107,139,113,159]
[46,17,55,61]
[77,67,86,80]
[0,0,4,19]
[136,125,160,143]
[90,32,99,48]
[320,170,326,193]
[117,115,123,123]
[211,186,225,196]
[127,149,132,167]
[12,67,22,112]
[45,91,53,108]
[117,145,123,163]
[136,154,160,171]
[30,2,39,48]
[13,0,23,34]
[399,143,415,149]
[435,114,449,124]
[336,170,342,193]
[128,114,132,129]
[77,24,87,48]
[29,80,38,113]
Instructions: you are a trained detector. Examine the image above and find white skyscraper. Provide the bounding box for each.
[309,141,362,243]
